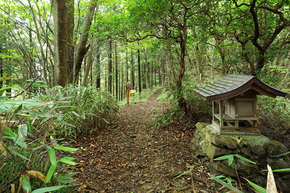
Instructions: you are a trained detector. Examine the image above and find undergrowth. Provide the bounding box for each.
[0,85,118,192]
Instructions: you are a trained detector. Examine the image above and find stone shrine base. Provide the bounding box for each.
[192,122,290,192]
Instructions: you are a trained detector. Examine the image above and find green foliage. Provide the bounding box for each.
[257,95,289,134]
[0,85,118,192]
[214,154,256,165]
[37,85,119,137]
[183,77,211,114]
[209,175,243,193]
[244,179,266,193]
[156,89,169,102]
[272,168,290,173]
[213,154,290,192]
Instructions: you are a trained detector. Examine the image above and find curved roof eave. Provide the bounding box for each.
[194,74,287,101]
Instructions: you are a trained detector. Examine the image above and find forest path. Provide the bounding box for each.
[72,89,216,192]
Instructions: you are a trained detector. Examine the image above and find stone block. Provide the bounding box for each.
[213,135,238,149]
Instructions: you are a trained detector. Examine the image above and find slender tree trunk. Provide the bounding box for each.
[74,0,97,83]
[0,46,2,87]
[138,49,141,94]
[143,49,147,89]
[83,43,94,86]
[151,62,153,87]
[121,60,124,100]
[131,50,135,87]
[159,59,163,86]
[154,67,156,86]
[28,0,49,85]
[126,50,129,82]
[177,31,188,113]
[108,36,112,93]
[96,45,101,89]
[0,46,3,91]
[115,43,118,100]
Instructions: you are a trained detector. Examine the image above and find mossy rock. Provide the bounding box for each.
[242,135,270,156]
[200,140,227,160]
[211,161,237,177]
[266,158,290,170]
[239,146,253,160]
[237,159,259,176]
[266,140,288,157]
[196,122,211,130]
[212,135,238,149]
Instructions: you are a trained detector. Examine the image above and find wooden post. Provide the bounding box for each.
[126,82,130,105]
[219,100,224,127]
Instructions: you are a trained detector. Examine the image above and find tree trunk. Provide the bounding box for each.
[96,45,101,89]
[74,0,97,83]
[138,49,141,94]
[121,59,124,100]
[254,50,265,75]
[28,0,49,85]
[131,50,135,87]
[151,62,153,88]
[67,0,75,84]
[83,43,94,86]
[143,49,147,89]
[177,31,187,113]
[108,36,113,93]
[126,50,129,82]
[0,45,3,91]
[115,43,118,100]
[54,0,68,87]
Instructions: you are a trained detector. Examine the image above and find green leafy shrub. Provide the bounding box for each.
[257,95,289,148]
[182,76,212,122]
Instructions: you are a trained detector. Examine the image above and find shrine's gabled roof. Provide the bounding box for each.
[193,74,287,101]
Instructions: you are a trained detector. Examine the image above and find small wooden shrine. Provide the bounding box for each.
[194,74,287,134]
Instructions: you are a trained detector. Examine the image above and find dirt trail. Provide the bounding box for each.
[72,90,217,192]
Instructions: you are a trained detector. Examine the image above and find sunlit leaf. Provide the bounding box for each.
[4,128,17,138]
[234,154,256,164]
[272,168,290,173]
[54,146,78,152]
[31,186,66,193]
[46,164,56,183]
[48,149,57,165]
[245,178,266,193]
[58,157,78,165]
[21,176,31,192]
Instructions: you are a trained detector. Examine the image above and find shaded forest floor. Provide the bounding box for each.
[71,90,223,193]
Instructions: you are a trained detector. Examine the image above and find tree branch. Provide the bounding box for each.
[249,0,265,52]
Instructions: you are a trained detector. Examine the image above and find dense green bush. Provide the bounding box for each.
[257,94,289,148]
[183,78,211,115]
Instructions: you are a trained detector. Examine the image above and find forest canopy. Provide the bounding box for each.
[0,0,289,98]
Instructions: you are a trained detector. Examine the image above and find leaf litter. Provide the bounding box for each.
[71,90,223,193]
